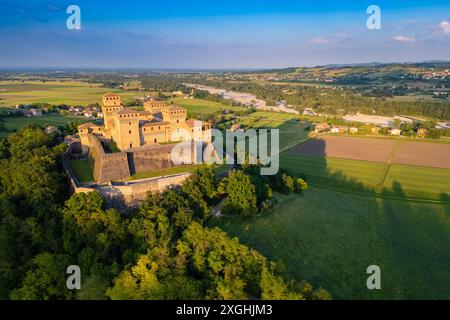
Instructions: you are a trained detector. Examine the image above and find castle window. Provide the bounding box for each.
[158,126,160,130]
[129,122,131,125]
[177,119,179,123]
[154,138,157,143]
[130,143,132,148]
[129,130,131,134]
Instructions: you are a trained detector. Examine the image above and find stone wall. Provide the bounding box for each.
[85,134,198,184]
[96,172,192,208]
[87,133,130,184]
[129,144,177,174]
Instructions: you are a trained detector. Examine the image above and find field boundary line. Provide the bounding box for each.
[377,139,401,187]
[307,183,450,205]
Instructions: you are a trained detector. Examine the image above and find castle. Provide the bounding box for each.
[79,92,211,151]
[76,93,212,184]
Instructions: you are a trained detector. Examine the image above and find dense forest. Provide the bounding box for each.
[0,126,329,300]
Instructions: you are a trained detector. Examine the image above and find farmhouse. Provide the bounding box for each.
[417,128,428,138]
[390,128,401,136]
[331,126,349,134]
[29,109,42,117]
[230,123,241,132]
[78,93,211,151]
[315,123,331,133]
[349,126,358,134]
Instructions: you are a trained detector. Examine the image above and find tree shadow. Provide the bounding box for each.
[275,121,450,299]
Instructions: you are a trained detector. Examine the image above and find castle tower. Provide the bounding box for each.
[101,93,123,133]
[113,108,141,150]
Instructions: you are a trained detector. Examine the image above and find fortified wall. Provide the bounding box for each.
[130,142,196,174]
[97,172,192,208]
[86,133,196,184]
[87,133,130,183]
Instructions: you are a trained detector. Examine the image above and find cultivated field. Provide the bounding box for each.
[0,114,93,138]
[235,112,311,151]
[282,136,450,201]
[393,142,450,169]
[171,97,245,114]
[292,136,396,163]
[0,81,138,107]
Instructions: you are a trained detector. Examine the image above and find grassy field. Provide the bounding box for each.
[235,112,312,151]
[209,188,450,299]
[171,97,246,114]
[0,114,93,138]
[280,153,450,202]
[126,165,198,181]
[126,164,229,181]
[69,159,94,183]
[0,80,139,107]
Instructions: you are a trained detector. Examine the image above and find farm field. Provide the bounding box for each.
[0,114,92,138]
[171,97,246,114]
[281,154,450,202]
[0,114,93,138]
[0,80,138,107]
[235,112,312,151]
[393,141,450,169]
[283,135,450,201]
[209,188,450,299]
[292,135,396,163]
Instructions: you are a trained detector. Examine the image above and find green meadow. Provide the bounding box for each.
[0,80,138,107]
[209,189,450,299]
[235,112,311,151]
[0,114,93,138]
[211,117,450,299]
[171,97,246,114]
[280,153,450,202]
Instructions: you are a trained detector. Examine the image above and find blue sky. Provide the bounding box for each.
[0,0,449,68]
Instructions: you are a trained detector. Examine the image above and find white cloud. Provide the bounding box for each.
[309,34,350,45]
[439,21,450,36]
[392,35,415,42]
[310,37,331,44]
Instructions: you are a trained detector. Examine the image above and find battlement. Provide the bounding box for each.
[102,92,121,106]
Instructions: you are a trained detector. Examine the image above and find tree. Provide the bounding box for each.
[221,170,258,216]
[281,174,295,194]
[260,265,303,300]
[294,178,308,193]
[181,165,219,220]
[10,253,74,300]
